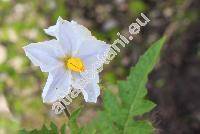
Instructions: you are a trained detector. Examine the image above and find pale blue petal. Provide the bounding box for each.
[76,39,110,70]
[42,67,72,103]
[44,16,62,37]
[82,82,100,103]
[23,40,64,72]
[45,17,92,56]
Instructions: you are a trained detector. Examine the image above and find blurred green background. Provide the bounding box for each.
[0,0,199,133]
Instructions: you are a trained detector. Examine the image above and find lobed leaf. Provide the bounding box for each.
[119,37,165,134]
[83,37,165,134]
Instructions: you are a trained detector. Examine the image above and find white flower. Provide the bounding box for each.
[23,17,110,103]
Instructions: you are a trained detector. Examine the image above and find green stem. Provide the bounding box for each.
[60,101,71,118]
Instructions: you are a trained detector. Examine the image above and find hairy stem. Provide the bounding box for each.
[60,101,71,118]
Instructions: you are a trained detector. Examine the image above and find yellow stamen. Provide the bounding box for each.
[65,57,85,72]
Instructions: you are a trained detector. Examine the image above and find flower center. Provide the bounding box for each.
[64,57,85,72]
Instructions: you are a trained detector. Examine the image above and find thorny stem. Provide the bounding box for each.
[60,101,71,118]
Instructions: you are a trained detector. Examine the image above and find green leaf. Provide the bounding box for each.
[60,123,66,134]
[119,37,165,133]
[19,109,82,134]
[19,123,58,134]
[18,130,27,134]
[69,108,83,134]
[50,122,58,134]
[41,125,49,134]
[119,37,165,108]
[83,37,165,134]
